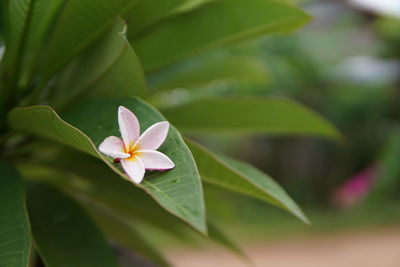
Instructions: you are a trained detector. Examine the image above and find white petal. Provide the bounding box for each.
[136,121,169,150]
[118,106,140,151]
[121,157,145,184]
[99,136,130,158]
[137,150,175,170]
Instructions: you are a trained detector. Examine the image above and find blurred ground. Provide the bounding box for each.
[166,226,400,267]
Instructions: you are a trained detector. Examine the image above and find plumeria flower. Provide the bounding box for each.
[99,106,175,184]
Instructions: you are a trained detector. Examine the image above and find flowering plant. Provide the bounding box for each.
[0,0,339,266]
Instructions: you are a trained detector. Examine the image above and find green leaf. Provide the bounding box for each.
[125,0,187,36]
[187,139,309,223]
[0,2,5,40]
[161,97,341,139]
[27,183,118,267]
[3,0,33,78]
[125,0,211,37]
[82,38,148,100]
[40,0,137,81]
[86,203,171,267]
[17,0,65,87]
[52,19,148,108]
[63,98,206,233]
[149,56,269,92]
[0,162,31,267]
[130,0,311,71]
[21,0,65,55]
[9,106,98,157]
[9,97,206,233]
[3,0,64,89]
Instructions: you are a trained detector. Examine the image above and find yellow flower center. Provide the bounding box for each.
[126,144,141,160]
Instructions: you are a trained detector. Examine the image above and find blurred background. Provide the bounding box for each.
[141,0,400,266]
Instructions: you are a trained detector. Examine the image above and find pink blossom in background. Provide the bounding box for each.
[332,164,378,209]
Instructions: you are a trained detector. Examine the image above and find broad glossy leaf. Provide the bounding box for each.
[0,162,31,267]
[0,2,5,39]
[21,0,64,54]
[130,0,311,71]
[9,98,206,233]
[3,0,64,89]
[82,40,148,100]
[3,0,32,77]
[187,139,309,223]
[161,97,341,139]
[18,0,65,86]
[41,0,137,81]
[27,183,118,267]
[63,98,206,233]
[149,56,269,91]
[9,106,98,157]
[53,19,148,108]
[125,0,211,37]
[125,0,187,36]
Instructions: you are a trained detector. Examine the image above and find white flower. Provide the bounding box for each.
[99,106,175,184]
